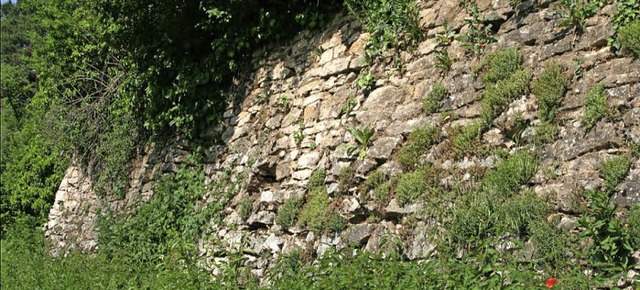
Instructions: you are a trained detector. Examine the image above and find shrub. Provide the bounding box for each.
[482,150,538,199]
[398,124,441,170]
[599,155,631,193]
[581,84,609,130]
[477,47,523,85]
[423,83,448,114]
[451,120,485,159]
[298,187,330,233]
[579,190,634,273]
[308,168,326,189]
[277,197,302,230]
[532,63,569,123]
[396,169,429,205]
[619,20,640,57]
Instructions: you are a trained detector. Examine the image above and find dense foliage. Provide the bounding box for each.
[2,0,639,289]
[0,0,340,229]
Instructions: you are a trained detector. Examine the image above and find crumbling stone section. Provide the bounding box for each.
[45,0,640,280]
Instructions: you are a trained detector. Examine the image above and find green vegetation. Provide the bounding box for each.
[482,150,538,198]
[345,0,421,63]
[579,190,635,274]
[475,47,531,124]
[500,191,549,236]
[553,0,604,33]
[434,49,453,72]
[619,20,640,57]
[532,63,569,123]
[308,168,327,189]
[398,125,441,170]
[356,70,375,91]
[3,1,640,288]
[277,95,292,110]
[529,218,570,266]
[395,166,442,206]
[293,129,305,147]
[528,122,559,145]
[361,170,392,202]
[628,205,640,249]
[396,169,429,205]
[451,120,485,159]
[481,69,532,124]
[239,198,254,221]
[1,220,214,289]
[297,187,331,233]
[477,46,523,85]
[277,197,303,230]
[599,155,632,193]
[345,124,375,160]
[423,83,448,114]
[338,166,357,196]
[326,213,348,234]
[456,2,497,56]
[434,21,455,47]
[581,84,609,130]
[0,0,342,229]
[99,164,235,265]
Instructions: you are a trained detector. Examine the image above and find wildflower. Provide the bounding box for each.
[545,277,557,288]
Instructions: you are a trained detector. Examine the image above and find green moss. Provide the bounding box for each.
[398,125,441,170]
[298,187,330,233]
[276,197,302,230]
[423,83,448,114]
[477,47,524,85]
[581,84,609,130]
[482,150,538,198]
[599,155,631,193]
[532,63,569,123]
[451,120,485,159]
[619,20,640,57]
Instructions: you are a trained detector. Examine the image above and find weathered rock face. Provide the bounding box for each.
[45,0,639,281]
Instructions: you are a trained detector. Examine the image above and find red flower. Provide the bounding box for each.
[545,277,558,288]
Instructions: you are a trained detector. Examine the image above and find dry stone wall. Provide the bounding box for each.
[45,0,639,280]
